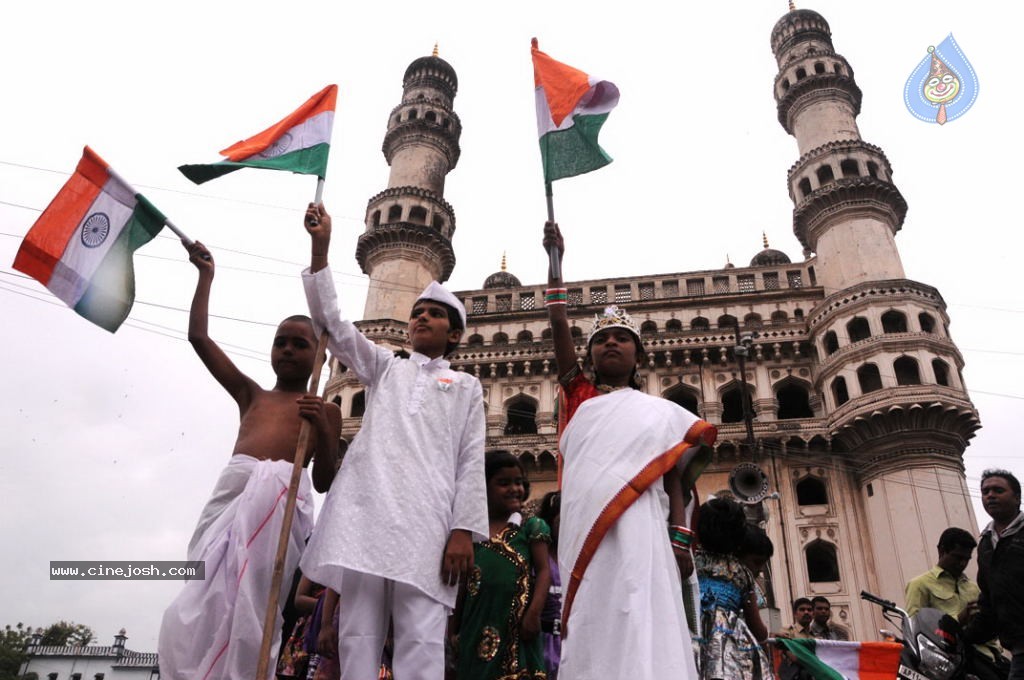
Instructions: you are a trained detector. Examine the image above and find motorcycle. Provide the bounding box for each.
[860,590,978,680]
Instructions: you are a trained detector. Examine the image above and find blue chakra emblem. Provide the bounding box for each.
[81,213,111,248]
[258,133,293,158]
[904,34,978,125]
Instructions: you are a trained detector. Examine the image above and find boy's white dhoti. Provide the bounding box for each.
[159,455,313,680]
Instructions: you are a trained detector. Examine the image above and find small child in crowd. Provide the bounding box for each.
[159,241,341,680]
[694,497,773,680]
[537,491,563,679]
[453,451,551,680]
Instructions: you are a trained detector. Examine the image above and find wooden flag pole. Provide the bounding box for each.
[253,329,329,680]
[545,181,561,280]
[254,183,329,680]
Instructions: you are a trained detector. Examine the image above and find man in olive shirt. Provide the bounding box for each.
[905,527,1006,680]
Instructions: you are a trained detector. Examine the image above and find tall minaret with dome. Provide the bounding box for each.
[356,46,462,325]
[772,6,980,607]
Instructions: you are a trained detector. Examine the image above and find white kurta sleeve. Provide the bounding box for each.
[302,266,392,385]
[450,377,487,541]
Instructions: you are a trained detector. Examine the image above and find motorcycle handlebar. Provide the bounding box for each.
[860,590,898,610]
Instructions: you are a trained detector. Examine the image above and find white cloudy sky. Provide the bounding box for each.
[1,0,1019,652]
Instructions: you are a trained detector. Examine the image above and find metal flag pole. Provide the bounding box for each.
[545,180,561,280]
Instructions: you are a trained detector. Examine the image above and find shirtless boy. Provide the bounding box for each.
[158,240,341,680]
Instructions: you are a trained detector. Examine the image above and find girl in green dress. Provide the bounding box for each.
[454,451,551,679]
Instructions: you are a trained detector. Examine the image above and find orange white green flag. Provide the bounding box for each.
[13,146,167,332]
[775,639,903,680]
[179,84,338,185]
[532,39,619,183]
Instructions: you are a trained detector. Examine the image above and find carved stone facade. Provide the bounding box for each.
[324,9,981,640]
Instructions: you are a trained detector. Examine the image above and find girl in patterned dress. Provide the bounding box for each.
[453,451,551,679]
[694,498,774,680]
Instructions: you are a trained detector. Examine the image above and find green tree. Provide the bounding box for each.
[38,621,94,648]
[0,623,32,680]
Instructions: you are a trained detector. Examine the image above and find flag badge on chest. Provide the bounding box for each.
[437,377,453,392]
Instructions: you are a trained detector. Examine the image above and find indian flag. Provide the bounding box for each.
[532,38,619,183]
[13,146,167,332]
[776,639,903,680]
[179,84,337,184]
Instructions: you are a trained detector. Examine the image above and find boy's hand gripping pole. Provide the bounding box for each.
[254,329,329,680]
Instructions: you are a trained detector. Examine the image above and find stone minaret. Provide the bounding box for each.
[356,47,461,323]
[772,8,907,294]
[771,7,980,613]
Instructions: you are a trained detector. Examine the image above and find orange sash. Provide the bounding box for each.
[560,420,716,638]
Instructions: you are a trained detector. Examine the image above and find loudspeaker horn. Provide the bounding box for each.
[729,462,771,504]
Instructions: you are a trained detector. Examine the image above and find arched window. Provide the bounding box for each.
[570,326,582,339]
[798,177,812,199]
[504,396,537,435]
[840,159,859,177]
[834,63,844,75]
[814,62,826,74]
[442,118,451,129]
[371,210,381,227]
[782,78,791,91]
[432,214,445,232]
[777,382,814,419]
[847,317,870,342]
[867,161,880,179]
[408,206,428,224]
[771,310,788,326]
[467,333,483,347]
[744,313,763,330]
[933,359,951,386]
[816,164,835,186]
[857,364,882,393]
[881,310,907,333]
[690,317,710,331]
[519,452,537,469]
[538,451,558,471]
[794,308,805,321]
[640,320,658,335]
[387,204,402,222]
[541,327,552,340]
[492,332,509,345]
[407,109,418,120]
[721,384,751,424]
[665,385,699,417]
[665,319,682,332]
[517,329,534,344]
[806,540,840,582]
[796,67,807,80]
[824,331,839,355]
[718,314,737,330]
[894,356,921,385]
[919,313,936,333]
[425,110,437,123]
[350,390,366,418]
[831,376,849,406]
[796,476,828,505]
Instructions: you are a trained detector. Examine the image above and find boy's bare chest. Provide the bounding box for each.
[234,392,303,458]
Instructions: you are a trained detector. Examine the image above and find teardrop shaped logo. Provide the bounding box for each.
[904,34,978,125]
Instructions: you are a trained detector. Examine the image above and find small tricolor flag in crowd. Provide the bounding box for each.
[531,39,619,183]
[775,638,903,680]
[13,146,167,332]
[179,84,338,184]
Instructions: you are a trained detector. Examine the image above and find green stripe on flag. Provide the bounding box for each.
[179,143,330,184]
[776,638,845,680]
[74,195,166,332]
[540,112,612,182]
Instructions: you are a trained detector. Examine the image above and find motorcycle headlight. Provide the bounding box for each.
[917,634,956,680]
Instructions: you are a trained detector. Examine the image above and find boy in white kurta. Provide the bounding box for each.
[299,203,487,680]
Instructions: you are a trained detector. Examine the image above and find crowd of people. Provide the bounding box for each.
[154,206,1023,680]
